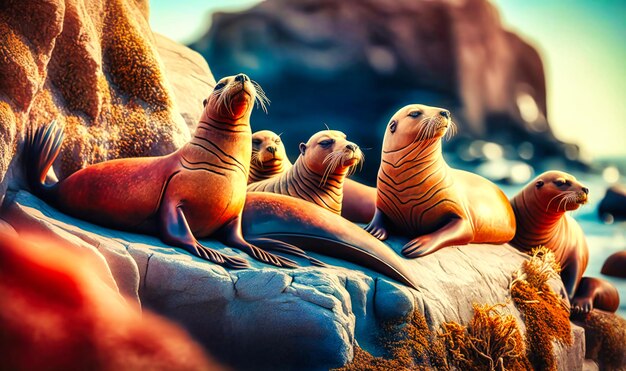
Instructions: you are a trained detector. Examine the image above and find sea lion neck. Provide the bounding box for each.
[290,156,344,213]
[381,138,442,168]
[511,189,565,248]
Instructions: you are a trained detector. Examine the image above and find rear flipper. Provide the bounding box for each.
[159,201,250,269]
[571,277,620,318]
[24,120,64,197]
[248,237,328,267]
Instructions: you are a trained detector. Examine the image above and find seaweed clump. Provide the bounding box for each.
[439,304,531,370]
[338,304,530,370]
[578,310,626,370]
[511,246,572,371]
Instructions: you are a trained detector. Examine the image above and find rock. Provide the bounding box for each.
[0,0,215,199]
[598,184,626,222]
[191,0,579,182]
[155,33,216,132]
[601,251,626,279]
[1,190,586,370]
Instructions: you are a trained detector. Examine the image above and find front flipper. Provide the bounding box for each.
[159,201,250,269]
[248,237,328,267]
[402,217,472,258]
[222,216,299,268]
[364,208,390,240]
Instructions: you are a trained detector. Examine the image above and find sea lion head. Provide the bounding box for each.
[382,104,455,152]
[251,130,287,168]
[202,73,269,122]
[299,130,363,181]
[532,171,589,212]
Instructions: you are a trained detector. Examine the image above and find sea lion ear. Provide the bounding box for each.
[389,120,397,133]
[299,142,307,155]
[535,180,544,188]
[203,98,208,107]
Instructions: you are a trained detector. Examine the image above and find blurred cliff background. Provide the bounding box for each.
[152,0,625,186]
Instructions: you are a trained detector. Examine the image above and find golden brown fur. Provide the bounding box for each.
[366,104,516,258]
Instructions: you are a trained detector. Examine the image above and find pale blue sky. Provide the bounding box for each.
[150,0,626,158]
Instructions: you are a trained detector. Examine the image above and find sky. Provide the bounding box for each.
[150,0,626,158]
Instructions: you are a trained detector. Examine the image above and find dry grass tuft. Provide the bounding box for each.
[511,246,571,371]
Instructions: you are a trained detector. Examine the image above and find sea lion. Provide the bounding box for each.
[365,104,516,257]
[247,130,363,216]
[510,171,620,315]
[24,73,298,269]
[247,130,377,223]
[249,130,289,184]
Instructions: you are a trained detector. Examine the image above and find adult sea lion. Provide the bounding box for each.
[247,130,377,223]
[249,130,289,184]
[365,104,516,257]
[510,171,620,315]
[248,130,363,216]
[24,74,297,269]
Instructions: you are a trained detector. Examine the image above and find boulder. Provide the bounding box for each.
[601,251,626,279]
[0,0,215,200]
[598,184,626,222]
[1,190,585,370]
[191,0,579,182]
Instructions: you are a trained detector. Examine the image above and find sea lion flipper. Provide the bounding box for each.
[365,208,390,240]
[248,237,329,267]
[402,218,472,258]
[222,217,299,268]
[159,201,250,269]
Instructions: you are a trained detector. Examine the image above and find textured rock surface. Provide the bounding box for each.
[0,0,214,198]
[1,190,586,370]
[191,0,579,182]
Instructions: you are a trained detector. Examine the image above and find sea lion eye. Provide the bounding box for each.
[409,111,421,118]
[214,82,226,91]
[389,120,397,133]
[252,139,262,145]
[275,138,281,144]
[319,139,334,147]
[555,179,566,186]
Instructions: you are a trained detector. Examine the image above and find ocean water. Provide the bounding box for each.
[498,172,626,319]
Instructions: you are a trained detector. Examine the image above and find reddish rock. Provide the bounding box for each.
[192,0,575,181]
[599,184,626,222]
[602,251,626,279]
[0,0,214,199]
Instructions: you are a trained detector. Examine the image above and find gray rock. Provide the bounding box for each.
[1,190,586,370]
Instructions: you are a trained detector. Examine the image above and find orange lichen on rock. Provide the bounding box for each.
[439,304,531,371]
[511,247,572,371]
[103,0,170,109]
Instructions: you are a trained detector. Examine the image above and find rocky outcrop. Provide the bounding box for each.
[191,0,579,182]
[598,184,626,222]
[2,190,586,370]
[0,0,214,199]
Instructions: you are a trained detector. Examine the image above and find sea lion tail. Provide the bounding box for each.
[24,120,64,197]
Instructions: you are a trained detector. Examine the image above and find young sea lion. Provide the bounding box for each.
[247,130,377,223]
[365,104,516,257]
[249,130,289,184]
[247,130,363,215]
[510,171,620,315]
[24,74,297,269]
